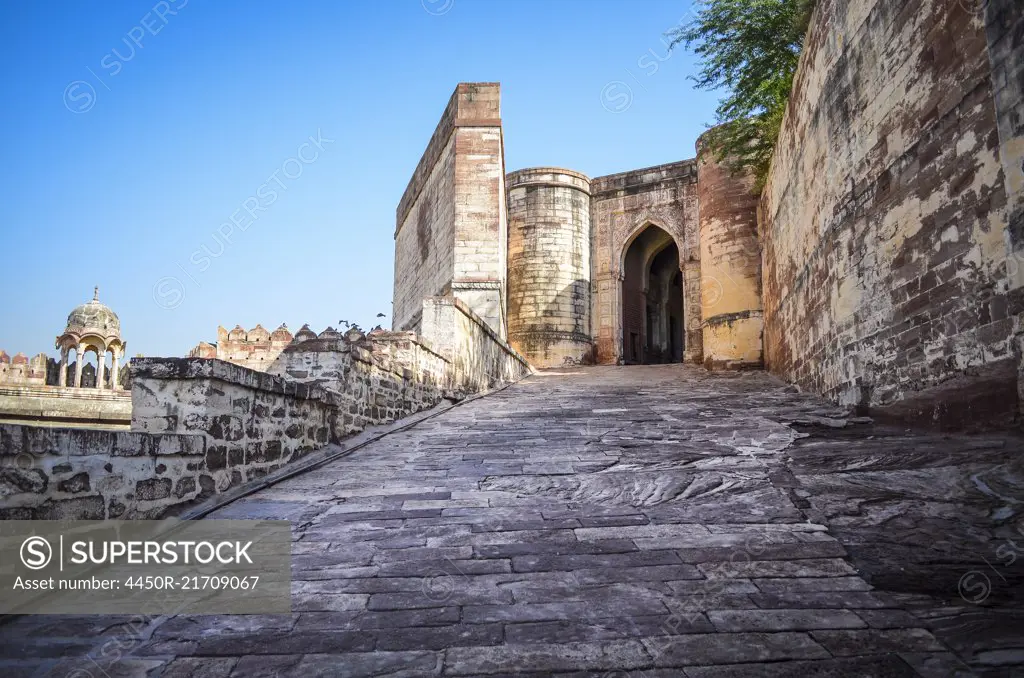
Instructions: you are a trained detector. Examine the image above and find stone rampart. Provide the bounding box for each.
[759,0,1020,429]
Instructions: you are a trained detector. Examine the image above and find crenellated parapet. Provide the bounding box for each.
[0,351,49,385]
[188,323,294,371]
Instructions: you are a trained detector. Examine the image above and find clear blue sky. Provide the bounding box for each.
[0,0,719,360]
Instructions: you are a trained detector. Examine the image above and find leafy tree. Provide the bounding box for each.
[670,0,817,186]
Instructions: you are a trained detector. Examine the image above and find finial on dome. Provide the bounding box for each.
[93,286,99,301]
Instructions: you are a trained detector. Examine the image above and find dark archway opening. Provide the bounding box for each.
[622,225,684,365]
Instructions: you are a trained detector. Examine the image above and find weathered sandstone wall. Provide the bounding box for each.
[0,424,205,520]
[269,330,449,393]
[984,0,1024,414]
[393,83,507,336]
[0,385,131,427]
[189,323,294,371]
[131,358,340,486]
[420,297,532,390]
[697,142,763,370]
[760,0,1020,428]
[0,311,528,521]
[267,329,451,434]
[0,351,48,385]
[590,161,702,364]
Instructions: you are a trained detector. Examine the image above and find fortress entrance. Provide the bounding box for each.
[621,224,684,364]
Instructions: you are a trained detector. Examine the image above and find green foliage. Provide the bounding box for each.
[670,0,817,186]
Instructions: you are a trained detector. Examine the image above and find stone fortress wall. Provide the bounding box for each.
[188,323,294,372]
[760,0,1024,428]
[411,82,753,371]
[0,351,48,385]
[0,351,131,427]
[399,32,1022,425]
[4,0,1022,520]
[696,142,763,371]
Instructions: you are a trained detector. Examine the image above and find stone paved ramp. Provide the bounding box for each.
[4,365,1024,677]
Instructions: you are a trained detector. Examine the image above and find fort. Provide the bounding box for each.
[392,30,1022,429]
[1,0,1023,674]
[1,0,1020,514]
[3,0,1021,522]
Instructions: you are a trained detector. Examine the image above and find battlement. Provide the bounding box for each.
[0,351,49,385]
[188,323,294,371]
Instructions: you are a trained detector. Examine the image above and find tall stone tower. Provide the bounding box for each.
[392,83,507,337]
[506,168,593,367]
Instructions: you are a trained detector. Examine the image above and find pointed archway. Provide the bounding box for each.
[621,224,684,364]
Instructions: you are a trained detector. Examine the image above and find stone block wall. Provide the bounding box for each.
[984,0,1024,417]
[393,83,507,336]
[420,297,532,391]
[0,424,206,520]
[131,358,342,489]
[590,161,701,364]
[0,315,525,521]
[760,0,1019,428]
[393,133,457,334]
[507,168,593,367]
[266,328,452,435]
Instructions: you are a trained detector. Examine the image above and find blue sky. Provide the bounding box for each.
[0,0,719,360]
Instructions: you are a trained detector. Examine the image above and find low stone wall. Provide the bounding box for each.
[267,331,452,435]
[420,296,532,390]
[131,358,342,491]
[0,385,132,428]
[0,307,531,521]
[131,349,455,484]
[0,424,205,520]
[268,329,450,392]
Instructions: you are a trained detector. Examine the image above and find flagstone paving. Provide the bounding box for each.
[2,365,1024,676]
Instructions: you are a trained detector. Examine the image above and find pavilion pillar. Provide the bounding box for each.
[95,348,106,390]
[111,350,120,390]
[74,344,84,388]
[58,348,68,387]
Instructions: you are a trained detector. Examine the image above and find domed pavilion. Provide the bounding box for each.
[55,287,126,389]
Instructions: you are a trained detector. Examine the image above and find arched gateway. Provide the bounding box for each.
[621,224,684,365]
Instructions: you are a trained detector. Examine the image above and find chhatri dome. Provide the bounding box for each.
[63,286,121,340]
[54,287,126,389]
